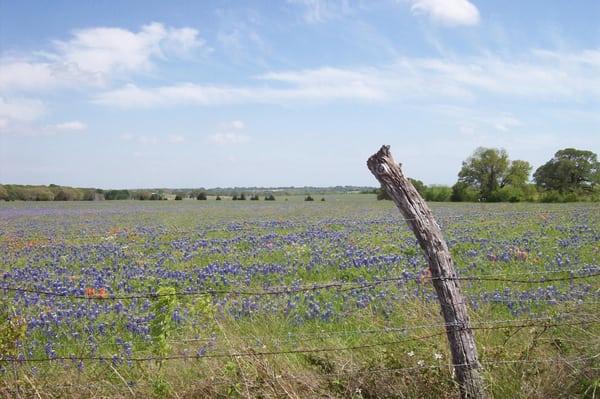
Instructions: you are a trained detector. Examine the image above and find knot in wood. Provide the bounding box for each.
[377,164,386,174]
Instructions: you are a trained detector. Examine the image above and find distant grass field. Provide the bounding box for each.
[1,196,599,398]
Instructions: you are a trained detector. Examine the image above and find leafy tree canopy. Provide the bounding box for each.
[457,147,531,201]
[533,148,599,193]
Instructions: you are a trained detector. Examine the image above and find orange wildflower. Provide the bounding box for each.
[85,287,96,298]
[97,288,108,299]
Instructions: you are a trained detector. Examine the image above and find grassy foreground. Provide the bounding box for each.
[1,196,599,398]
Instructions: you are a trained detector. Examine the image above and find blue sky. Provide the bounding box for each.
[1,0,599,188]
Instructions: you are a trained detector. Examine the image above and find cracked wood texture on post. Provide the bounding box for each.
[367,145,487,399]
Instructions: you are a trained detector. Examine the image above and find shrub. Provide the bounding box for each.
[105,190,130,200]
[81,189,96,201]
[264,194,276,201]
[174,195,183,200]
[305,195,314,201]
[321,197,326,201]
[563,192,579,202]
[488,186,526,203]
[136,192,151,200]
[32,187,55,201]
[250,194,259,200]
[53,188,82,201]
[196,192,207,200]
[0,185,8,201]
[424,186,452,202]
[451,182,479,202]
[540,190,564,203]
[216,196,222,200]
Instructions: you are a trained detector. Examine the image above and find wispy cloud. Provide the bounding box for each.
[208,120,250,145]
[408,0,480,26]
[208,132,250,145]
[0,23,205,93]
[220,120,246,130]
[0,97,46,122]
[93,48,600,108]
[287,0,352,24]
[0,102,88,137]
[119,132,185,145]
[55,120,87,131]
[167,134,185,144]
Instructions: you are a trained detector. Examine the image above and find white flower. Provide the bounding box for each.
[407,351,415,357]
[434,353,443,360]
[417,360,425,367]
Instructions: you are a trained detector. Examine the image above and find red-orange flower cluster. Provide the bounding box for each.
[85,287,108,299]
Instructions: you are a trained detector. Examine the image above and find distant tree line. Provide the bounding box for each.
[0,184,102,201]
[377,147,599,203]
[3,147,596,203]
[0,186,170,201]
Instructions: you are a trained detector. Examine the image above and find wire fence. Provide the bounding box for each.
[1,316,597,364]
[2,268,599,300]
[1,206,599,399]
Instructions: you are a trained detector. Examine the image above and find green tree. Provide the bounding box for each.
[504,159,532,188]
[105,190,130,200]
[0,185,8,201]
[533,148,600,194]
[457,148,531,201]
[458,148,510,200]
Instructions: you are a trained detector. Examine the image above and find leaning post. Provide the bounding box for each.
[367,145,487,399]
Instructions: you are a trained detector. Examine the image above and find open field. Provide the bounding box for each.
[1,196,599,398]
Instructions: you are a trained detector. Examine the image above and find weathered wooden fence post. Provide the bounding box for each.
[367,145,487,399]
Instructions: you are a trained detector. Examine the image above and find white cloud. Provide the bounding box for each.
[93,48,600,108]
[93,67,386,107]
[53,22,203,76]
[0,97,46,122]
[167,134,185,143]
[137,135,159,145]
[288,0,352,23]
[119,132,184,144]
[0,101,88,137]
[93,83,251,107]
[55,120,87,131]
[0,61,56,92]
[0,23,204,93]
[409,0,480,26]
[220,120,246,130]
[208,132,250,145]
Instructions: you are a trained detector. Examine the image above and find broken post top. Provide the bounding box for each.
[367,145,404,183]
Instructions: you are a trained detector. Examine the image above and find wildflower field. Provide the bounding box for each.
[1,196,599,398]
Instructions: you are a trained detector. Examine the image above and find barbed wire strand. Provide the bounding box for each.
[2,318,597,364]
[320,353,600,378]
[170,312,600,343]
[2,269,599,300]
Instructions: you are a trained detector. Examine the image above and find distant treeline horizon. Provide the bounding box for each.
[2,147,598,203]
[0,185,377,202]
